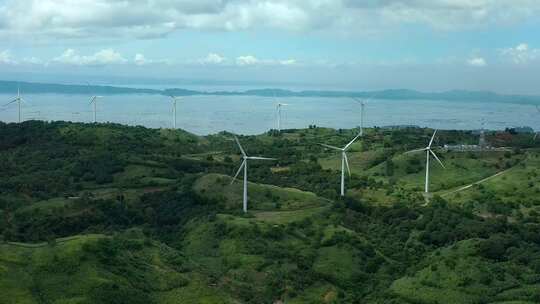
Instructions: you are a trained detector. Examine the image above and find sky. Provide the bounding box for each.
[0,0,539,94]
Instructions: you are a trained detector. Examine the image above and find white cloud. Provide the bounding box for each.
[199,53,226,65]
[0,50,17,64]
[53,48,128,66]
[467,57,487,67]
[501,43,539,64]
[279,59,297,65]
[235,55,297,66]
[22,57,43,65]
[1,0,539,41]
[236,55,259,66]
[134,53,148,66]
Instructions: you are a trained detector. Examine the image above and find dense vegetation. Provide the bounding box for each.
[1,120,540,304]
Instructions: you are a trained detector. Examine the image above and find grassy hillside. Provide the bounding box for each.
[0,232,236,304]
[194,173,330,212]
[1,121,540,303]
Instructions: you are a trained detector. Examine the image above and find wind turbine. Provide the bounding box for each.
[89,95,103,123]
[169,96,181,129]
[4,87,26,123]
[352,98,368,135]
[404,130,445,194]
[319,132,362,196]
[231,136,276,213]
[276,102,289,132]
[535,106,540,140]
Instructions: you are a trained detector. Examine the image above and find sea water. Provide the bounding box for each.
[0,93,538,135]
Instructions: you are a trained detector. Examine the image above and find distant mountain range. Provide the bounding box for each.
[1,80,539,105]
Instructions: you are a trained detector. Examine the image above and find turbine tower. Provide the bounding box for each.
[276,103,289,132]
[353,97,369,136]
[170,96,181,129]
[535,106,540,140]
[4,87,26,123]
[273,93,289,132]
[319,132,362,196]
[231,136,276,213]
[404,130,445,194]
[89,95,103,123]
[479,119,487,149]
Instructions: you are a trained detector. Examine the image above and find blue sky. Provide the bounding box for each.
[0,0,539,94]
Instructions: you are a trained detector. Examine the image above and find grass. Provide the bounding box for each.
[390,239,540,304]
[319,149,386,174]
[18,197,73,212]
[193,173,330,211]
[0,234,106,304]
[155,273,236,304]
[444,152,540,206]
[253,206,327,224]
[0,233,199,304]
[313,245,359,282]
[365,150,523,192]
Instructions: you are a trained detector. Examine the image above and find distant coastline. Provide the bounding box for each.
[1,80,539,105]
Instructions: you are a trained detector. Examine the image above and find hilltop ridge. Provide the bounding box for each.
[1,80,539,105]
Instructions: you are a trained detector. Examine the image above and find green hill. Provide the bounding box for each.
[0,232,236,304]
[1,121,540,303]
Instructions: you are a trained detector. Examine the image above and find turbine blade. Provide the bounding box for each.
[247,156,276,160]
[428,130,438,148]
[344,153,351,178]
[430,150,446,169]
[352,97,368,105]
[344,132,362,150]
[4,99,17,106]
[319,143,342,151]
[234,136,247,157]
[231,160,246,185]
[404,148,427,154]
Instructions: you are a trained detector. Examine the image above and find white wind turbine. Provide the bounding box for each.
[535,106,540,140]
[4,87,27,123]
[404,130,445,194]
[231,136,276,213]
[169,96,181,129]
[353,98,369,135]
[89,95,103,123]
[353,97,372,136]
[276,102,289,132]
[319,132,362,197]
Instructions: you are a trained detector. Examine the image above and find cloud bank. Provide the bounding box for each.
[0,0,539,40]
